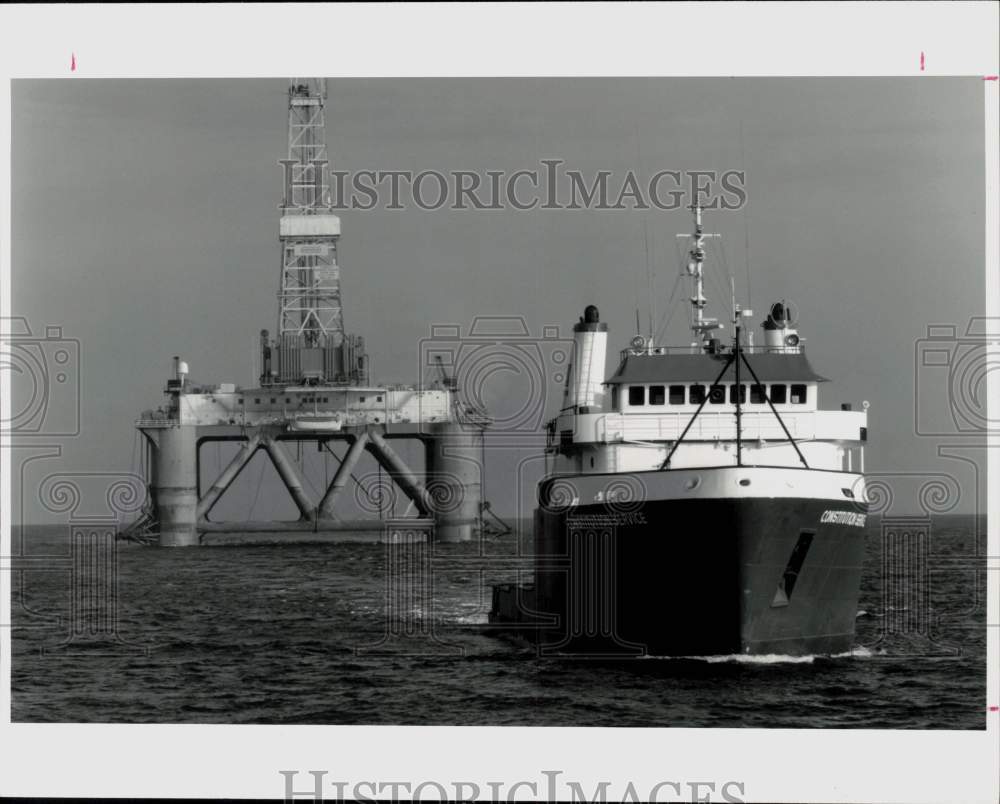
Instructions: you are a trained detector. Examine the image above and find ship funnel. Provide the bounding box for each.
[563,305,608,411]
[173,356,189,385]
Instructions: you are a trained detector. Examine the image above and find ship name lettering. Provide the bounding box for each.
[820,509,867,527]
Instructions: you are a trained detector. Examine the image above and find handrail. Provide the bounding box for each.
[619,344,807,361]
[593,409,869,444]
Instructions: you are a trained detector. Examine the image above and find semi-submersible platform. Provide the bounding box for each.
[123,79,494,547]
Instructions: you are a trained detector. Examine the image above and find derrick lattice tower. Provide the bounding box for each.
[266,77,367,386]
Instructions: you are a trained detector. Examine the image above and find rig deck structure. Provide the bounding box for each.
[130,381,486,546]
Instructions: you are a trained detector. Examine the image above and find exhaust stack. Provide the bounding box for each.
[564,304,608,411]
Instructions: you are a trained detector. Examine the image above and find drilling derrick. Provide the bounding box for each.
[265,78,368,386]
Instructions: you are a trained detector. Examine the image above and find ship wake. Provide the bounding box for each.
[643,646,878,664]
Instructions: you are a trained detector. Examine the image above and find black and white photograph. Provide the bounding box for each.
[1,3,998,803]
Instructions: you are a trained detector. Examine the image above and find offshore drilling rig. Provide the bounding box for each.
[124,79,489,546]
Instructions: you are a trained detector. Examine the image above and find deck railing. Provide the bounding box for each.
[590,409,864,444]
[618,344,806,361]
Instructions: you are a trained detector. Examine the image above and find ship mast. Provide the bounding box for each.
[662,204,812,472]
[683,203,723,349]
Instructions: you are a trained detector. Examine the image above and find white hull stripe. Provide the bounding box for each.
[543,466,867,506]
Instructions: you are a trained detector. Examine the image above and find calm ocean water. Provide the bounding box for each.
[11,516,987,728]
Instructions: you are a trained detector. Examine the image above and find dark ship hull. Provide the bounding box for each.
[490,466,868,656]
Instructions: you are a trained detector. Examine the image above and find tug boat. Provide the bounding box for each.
[490,205,870,656]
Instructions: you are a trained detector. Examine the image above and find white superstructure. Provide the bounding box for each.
[546,205,868,480]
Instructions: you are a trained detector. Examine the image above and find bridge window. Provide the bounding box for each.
[238,398,244,405]
[750,384,766,404]
[669,385,685,405]
[791,384,807,404]
[729,384,747,404]
[689,384,706,404]
[270,398,276,404]
[254,398,260,404]
[611,386,620,409]
[376,395,383,402]
[770,384,787,404]
[628,385,645,406]
[709,385,726,405]
[360,396,366,403]
[649,385,665,405]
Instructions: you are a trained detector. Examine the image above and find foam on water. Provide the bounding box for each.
[703,653,818,664]
[637,645,878,664]
[707,646,877,664]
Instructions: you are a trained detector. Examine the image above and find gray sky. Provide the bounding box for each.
[12,78,986,522]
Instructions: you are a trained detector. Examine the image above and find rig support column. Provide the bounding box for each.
[152,425,199,547]
[426,422,483,543]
